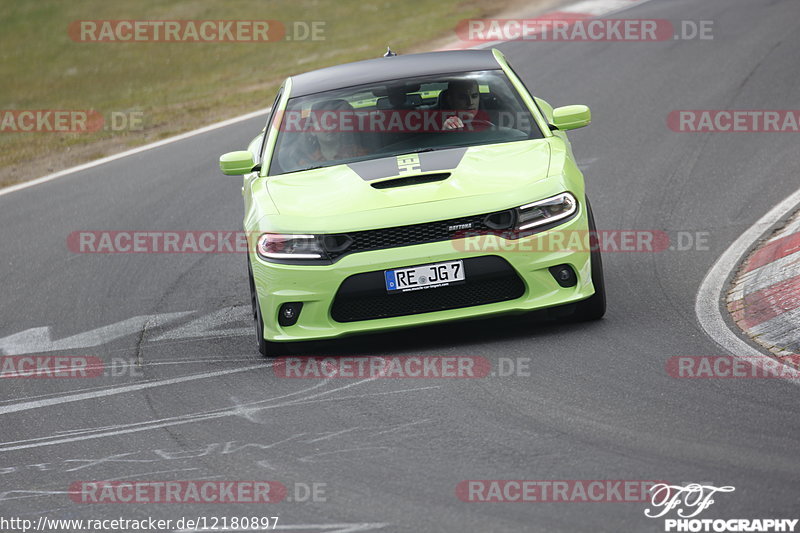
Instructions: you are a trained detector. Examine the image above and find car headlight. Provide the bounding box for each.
[515,192,578,231]
[256,233,327,261]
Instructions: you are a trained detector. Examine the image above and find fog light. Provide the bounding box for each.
[278,302,303,327]
[549,264,577,288]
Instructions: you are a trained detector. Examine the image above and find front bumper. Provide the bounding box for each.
[251,205,595,342]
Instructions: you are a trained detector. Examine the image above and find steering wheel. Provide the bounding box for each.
[468,118,494,128]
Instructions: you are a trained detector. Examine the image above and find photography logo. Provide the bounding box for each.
[644,483,798,532]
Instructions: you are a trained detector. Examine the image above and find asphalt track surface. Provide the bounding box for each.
[2,0,799,531]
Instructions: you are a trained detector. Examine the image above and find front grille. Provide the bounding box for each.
[331,256,525,322]
[326,210,515,261]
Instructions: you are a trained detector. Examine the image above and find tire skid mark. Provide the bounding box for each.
[0,374,436,452]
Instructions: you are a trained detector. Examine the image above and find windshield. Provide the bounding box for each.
[268,69,543,176]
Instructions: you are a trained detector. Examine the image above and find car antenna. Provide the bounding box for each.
[383,47,398,57]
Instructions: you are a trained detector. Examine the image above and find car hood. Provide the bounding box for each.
[262,139,557,232]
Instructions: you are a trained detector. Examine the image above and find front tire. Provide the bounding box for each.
[572,198,607,321]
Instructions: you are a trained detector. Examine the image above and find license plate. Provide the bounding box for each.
[385,260,465,292]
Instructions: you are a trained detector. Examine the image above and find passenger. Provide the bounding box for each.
[296,99,368,167]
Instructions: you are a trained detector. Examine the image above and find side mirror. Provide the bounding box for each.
[551,105,591,131]
[219,151,256,175]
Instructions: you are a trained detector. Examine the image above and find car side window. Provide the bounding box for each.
[259,87,284,164]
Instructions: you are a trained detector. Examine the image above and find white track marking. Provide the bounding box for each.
[568,0,657,17]
[695,186,800,387]
[0,358,258,405]
[562,0,647,15]
[0,364,268,416]
[0,108,270,198]
[0,384,436,452]
[0,378,329,448]
[0,312,191,355]
[0,306,256,356]
[0,489,70,503]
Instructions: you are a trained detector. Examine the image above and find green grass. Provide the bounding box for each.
[0,0,522,186]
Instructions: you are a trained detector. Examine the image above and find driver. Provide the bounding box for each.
[441,79,481,130]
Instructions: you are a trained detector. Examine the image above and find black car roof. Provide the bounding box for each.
[288,49,501,97]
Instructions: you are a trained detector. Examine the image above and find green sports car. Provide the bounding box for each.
[220,48,605,356]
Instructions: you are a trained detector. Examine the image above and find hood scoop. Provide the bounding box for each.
[371,173,451,190]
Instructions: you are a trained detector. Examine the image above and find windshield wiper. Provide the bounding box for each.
[381,147,441,159]
[297,164,326,171]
